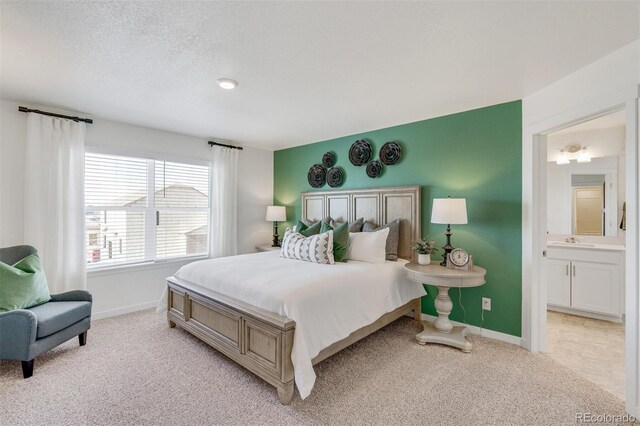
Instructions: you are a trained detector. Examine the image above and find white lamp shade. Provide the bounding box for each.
[266,205,286,222]
[431,198,468,224]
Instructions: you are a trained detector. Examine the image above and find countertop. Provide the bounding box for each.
[547,241,626,251]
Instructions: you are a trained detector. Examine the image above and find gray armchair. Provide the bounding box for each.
[0,245,92,378]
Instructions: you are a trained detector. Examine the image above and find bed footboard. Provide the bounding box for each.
[166,276,422,404]
[166,277,296,404]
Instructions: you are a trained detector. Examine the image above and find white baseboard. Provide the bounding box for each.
[95,302,521,347]
[93,300,159,320]
[547,305,623,323]
[415,313,523,347]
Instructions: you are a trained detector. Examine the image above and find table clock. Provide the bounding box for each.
[446,248,475,271]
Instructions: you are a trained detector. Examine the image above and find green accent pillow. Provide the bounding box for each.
[300,221,322,237]
[294,220,309,233]
[321,221,349,262]
[0,254,51,312]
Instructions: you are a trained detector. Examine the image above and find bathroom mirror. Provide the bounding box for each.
[547,156,621,237]
[546,110,626,239]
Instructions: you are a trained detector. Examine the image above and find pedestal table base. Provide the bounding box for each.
[416,321,473,353]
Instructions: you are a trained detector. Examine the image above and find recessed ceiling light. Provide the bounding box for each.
[216,78,238,90]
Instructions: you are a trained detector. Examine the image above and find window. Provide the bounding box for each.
[85,152,209,268]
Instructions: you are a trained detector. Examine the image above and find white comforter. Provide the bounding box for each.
[166,251,426,399]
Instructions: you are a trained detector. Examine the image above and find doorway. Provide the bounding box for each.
[523,93,639,416]
[544,110,626,400]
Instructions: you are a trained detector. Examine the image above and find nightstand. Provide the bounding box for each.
[404,263,486,353]
[256,245,281,252]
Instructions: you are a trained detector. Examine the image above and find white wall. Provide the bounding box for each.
[0,98,274,317]
[523,40,639,126]
[0,100,27,245]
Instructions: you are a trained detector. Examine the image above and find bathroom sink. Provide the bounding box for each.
[548,241,595,248]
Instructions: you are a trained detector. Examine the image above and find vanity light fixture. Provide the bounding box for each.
[556,144,590,165]
[577,147,591,163]
[556,149,570,165]
[216,78,238,90]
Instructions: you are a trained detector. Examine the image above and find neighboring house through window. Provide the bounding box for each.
[84,152,210,268]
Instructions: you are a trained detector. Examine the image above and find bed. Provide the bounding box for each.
[165,185,423,404]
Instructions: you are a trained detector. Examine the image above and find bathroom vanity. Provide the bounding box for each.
[546,242,625,322]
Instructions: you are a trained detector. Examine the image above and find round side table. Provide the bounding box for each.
[404,263,486,353]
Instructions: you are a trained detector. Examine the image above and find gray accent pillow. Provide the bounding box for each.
[363,219,401,261]
[301,216,331,227]
[330,217,364,233]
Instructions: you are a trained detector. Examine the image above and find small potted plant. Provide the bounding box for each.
[411,237,438,265]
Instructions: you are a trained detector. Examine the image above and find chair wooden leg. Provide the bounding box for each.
[21,360,34,379]
[78,331,87,346]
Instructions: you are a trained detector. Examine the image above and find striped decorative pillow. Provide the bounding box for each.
[280,228,335,265]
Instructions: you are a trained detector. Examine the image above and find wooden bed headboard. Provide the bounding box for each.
[301,185,421,260]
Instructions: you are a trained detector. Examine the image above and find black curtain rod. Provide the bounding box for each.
[19,106,93,124]
[208,141,243,150]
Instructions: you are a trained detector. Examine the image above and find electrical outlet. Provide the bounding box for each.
[482,297,491,311]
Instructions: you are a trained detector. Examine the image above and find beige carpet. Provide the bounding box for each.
[0,309,627,425]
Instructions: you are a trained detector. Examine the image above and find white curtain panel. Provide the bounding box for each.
[209,145,239,258]
[24,113,86,293]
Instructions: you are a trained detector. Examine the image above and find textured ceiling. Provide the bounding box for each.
[1,1,638,150]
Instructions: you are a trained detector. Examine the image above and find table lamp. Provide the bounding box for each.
[431,197,468,266]
[266,205,287,247]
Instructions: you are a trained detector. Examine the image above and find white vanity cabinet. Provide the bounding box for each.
[547,259,571,307]
[546,243,625,321]
[571,260,621,315]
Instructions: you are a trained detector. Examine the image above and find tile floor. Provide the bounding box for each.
[546,310,625,400]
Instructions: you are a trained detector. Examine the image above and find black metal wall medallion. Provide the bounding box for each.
[308,139,399,186]
[326,167,344,187]
[379,141,402,165]
[322,152,335,168]
[307,164,326,188]
[366,160,384,178]
[348,139,372,166]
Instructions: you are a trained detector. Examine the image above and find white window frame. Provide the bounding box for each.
[85,148,211,272]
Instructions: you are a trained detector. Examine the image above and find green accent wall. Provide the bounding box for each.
[274,101,522,337]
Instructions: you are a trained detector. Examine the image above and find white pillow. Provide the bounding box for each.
[347,228,389,263]
[280,228,335,265]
